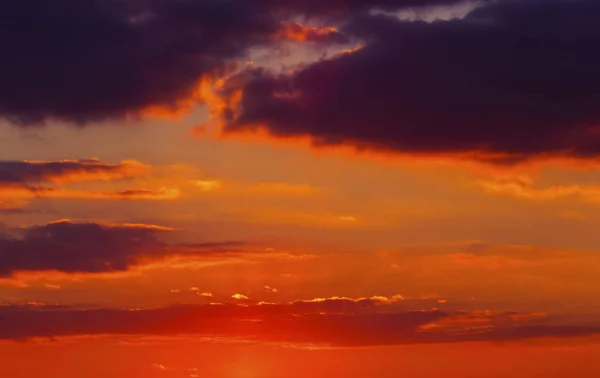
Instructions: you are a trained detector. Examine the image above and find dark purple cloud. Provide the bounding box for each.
[0,200,52,215]
[264,0,481,19]
[1,302,597,346]
[1,0,277,125]
[0,0,468,126]
[218,0,600,163]
[0,207,27,215]
[0,159,141,185]
[0,221,167,276]
[0,220,239,277]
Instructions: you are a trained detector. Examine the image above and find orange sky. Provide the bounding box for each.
[2,0,600,376]
[3,109,600,376]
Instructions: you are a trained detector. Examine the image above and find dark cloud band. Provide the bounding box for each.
[0,220,239,276]
[0,0,467,125]
[0,159,141,185]
[217,0,600,163]
[4,0,598,162]
[0,302,596,346]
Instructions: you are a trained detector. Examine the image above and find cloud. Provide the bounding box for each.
[276,23,347,43]
[1,0,478,125]
[0,200,56,215]
[0,159,145,185]
[262,0,478,17]
[0,302,442,343]
[478,175,600,203]
[0,299,597,346]
[0,301,71,311]
[194,180,223,192]
[118,223,175,231]
[91,187,182,200]
[1,0,277,125]
[0,208,27,214]
[0,201,31,215]
[151,364,167,372]
[0,220,239,277]
[213,0,600,164]
[1,185,181,201]
[248,182,323,196]
[264,285,278,293]
[0,159,184,201]
[43,283,61,290]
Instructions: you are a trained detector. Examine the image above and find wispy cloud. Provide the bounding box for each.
[1,300,595,347]
[478,175,600,203]
[0,220,242,277]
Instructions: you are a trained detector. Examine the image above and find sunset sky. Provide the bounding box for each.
[3,0,600,377]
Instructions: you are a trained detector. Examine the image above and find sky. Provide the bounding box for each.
[2,0,600,376]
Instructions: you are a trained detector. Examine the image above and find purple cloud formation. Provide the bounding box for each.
[0,220,240,277]
[5,0,599,162]
[1,0,466,125]
[0,159,142,185]
[217,0,600,163]
[0,301,597,346]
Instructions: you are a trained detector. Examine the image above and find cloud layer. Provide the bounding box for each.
[215,0,600,163]
[1,0,469,125]
[0,159,144,185]
[6,0,599,164]
[0,159,185,201]
[5,0,600,163]
[0,220,238,277]
[1,0,279,124]
[1,299,596,346]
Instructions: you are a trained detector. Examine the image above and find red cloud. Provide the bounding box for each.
[0,301,595,347]
[0,159,146,185]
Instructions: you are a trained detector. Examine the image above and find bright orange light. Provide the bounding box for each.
[276,22,340,42]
